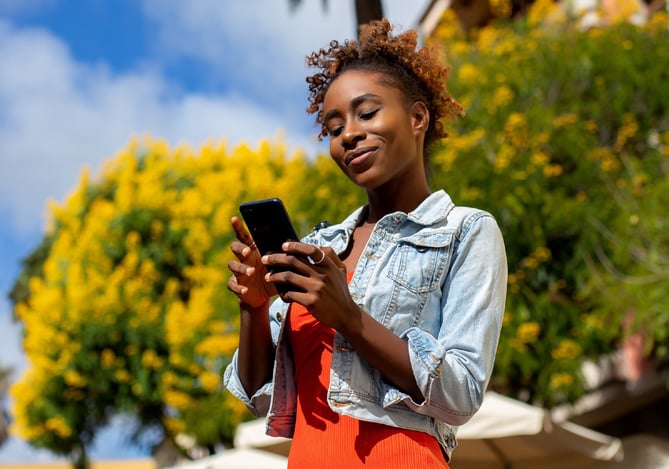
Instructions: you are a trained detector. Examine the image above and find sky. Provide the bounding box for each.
[0,0,432,462]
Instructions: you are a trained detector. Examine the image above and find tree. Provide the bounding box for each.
[289,0,384,32]
[9,136,358,467]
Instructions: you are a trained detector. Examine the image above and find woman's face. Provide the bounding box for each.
[322,69,427,191]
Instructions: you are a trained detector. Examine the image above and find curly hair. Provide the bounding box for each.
[306,19,463,154]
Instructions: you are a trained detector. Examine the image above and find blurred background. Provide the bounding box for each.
[1,0,667,467]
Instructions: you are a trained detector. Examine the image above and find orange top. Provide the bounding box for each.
[286,273,449,468]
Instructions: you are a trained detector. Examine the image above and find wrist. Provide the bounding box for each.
[338,304,366,340]
[239,296,270,313]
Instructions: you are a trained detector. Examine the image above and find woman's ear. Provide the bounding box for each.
[411,101,430,135]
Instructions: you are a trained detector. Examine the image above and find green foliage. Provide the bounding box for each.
[430,11,669,405]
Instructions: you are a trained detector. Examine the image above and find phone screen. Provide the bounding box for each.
[239,198,299,256]
[239,198,300,295]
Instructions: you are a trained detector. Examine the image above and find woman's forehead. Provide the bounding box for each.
[324,70,401,103]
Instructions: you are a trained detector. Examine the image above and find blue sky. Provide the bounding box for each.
[0,0,430,462]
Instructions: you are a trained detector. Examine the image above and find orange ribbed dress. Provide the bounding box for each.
[286,273,450,468]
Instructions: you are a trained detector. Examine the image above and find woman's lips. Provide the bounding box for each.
[344,147,377,168]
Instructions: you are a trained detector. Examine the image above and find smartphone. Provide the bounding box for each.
[239,198,300,294]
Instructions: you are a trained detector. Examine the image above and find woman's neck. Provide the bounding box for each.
[365,184,431,223]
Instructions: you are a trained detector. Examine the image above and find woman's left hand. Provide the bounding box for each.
[261,242,361,331]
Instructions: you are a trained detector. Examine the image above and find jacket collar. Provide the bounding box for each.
[317,190,454,238]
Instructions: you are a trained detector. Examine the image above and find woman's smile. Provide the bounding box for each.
[345,145,378,169]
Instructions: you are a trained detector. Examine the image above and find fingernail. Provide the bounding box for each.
[261,255,268,263]
[282,242,289,249]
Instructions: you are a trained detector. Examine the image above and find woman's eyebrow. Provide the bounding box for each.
[351,93,382,108]
[323,93,382,122]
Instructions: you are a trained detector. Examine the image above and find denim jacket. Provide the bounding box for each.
[224,190,507,460]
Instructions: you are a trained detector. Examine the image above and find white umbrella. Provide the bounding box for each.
[165,447,287,469]
[451,392,624,469]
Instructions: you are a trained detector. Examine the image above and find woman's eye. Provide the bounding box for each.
[329,125,344,137]
[360,109,379,120]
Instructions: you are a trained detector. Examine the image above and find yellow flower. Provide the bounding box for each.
[551,339,583,360]
[543,164,564,177]
[142,349,164,369]
[494,145,515,171]
[164,389,193,410]
[528,0,560,25]
[115,369,131,383]
[64,370,87,388]
[199,371,221,393]
[517,322,541,343]
[553,113,578,128]
[195,334,239,357]
[161,371,180,387]
[488,85,514,114]
[589,147,620,172]
[45,417,73,438]
[550,372,574,390]
[533,247,551,262]
[457,64,480,85]
[504,113,529,148]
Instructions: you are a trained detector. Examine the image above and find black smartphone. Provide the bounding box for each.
[239,198,300,294]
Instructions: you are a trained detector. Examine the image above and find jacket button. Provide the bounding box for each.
[276,312,283,322]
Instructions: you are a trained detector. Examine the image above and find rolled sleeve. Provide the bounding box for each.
[223,351,273,417]
[223,299,288,417]
[390,214,507,426]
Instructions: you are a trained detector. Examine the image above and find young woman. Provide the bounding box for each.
[224,19,507,468]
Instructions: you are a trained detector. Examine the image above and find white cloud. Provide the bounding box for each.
[140,0,430,117]
[140,0,355,117]
[0,19,318,236]
[0,1,431,235]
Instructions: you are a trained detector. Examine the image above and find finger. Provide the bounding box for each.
[264,269,306,293]
[262,252,313,276]
[231,216,256,247]
[321,247,345,269]
[230,241,258,263]
[230,240,248,258]
[227,275,248,296]
[281,242,328,266]
[228,259,256,278]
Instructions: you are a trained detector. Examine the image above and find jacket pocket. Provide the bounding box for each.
[387,231,453,294]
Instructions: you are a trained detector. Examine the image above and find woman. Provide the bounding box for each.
[224,19,507,467]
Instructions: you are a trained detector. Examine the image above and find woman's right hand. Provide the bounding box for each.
[227,216,277,308]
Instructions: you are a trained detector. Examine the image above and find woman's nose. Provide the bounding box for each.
[342,125,364,147]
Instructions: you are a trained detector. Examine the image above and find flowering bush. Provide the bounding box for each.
[429,5,669,405]
[9,136,356,461]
